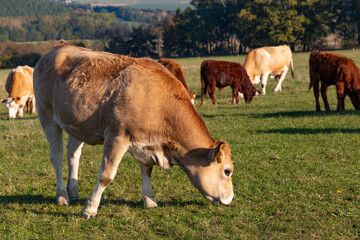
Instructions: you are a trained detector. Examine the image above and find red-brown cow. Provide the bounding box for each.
[200,60,259,105]
[158,57,197,104]
[309,50,360,112]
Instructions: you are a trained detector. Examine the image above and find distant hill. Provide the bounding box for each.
[72,0,191,10]
[0,0,69,17]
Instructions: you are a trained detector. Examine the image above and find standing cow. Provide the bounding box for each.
[200,60,259,105]
[309,50,360,112]
[1,65,36,119]
[33,42,234,219]
[158,57,197,104]
[244,45,295,95]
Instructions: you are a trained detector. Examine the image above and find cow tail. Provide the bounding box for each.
[290,58,295,79]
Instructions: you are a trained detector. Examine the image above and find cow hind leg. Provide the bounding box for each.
[200,80,208,105]
[140,165,158,208]
[320,83,331,111]
[273,67,288,92]
[82,135,130,219]
[66,135,84,202]
[44,121,68,205]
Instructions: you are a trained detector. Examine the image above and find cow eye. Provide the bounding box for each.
[224,169,232,177]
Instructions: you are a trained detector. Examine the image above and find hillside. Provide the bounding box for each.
[0,0,69,17]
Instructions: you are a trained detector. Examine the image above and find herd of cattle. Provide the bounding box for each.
[1,41,360,219]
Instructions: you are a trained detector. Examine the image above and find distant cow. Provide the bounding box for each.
[309,50,360,112]
[244,45,295,95]
[1,65,36,118]
[158,57,197,104]
[34,42,234,219]
[200,60,259,105]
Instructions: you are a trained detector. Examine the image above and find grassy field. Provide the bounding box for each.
[1,49,360,239]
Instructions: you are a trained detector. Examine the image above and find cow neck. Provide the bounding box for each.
[165,102,215,154]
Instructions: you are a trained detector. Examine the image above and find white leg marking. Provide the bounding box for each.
[261,72,270,95]
[45,125,68,206]
[67,135,84,201]
[82,135,130,219]
[140,165,158,208]
[274,66,288,92]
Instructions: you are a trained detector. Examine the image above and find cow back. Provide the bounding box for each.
[34,45,213,147]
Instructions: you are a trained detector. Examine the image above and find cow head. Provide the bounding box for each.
[241,88,260,103]
[180,141,234,205]
[1,97,21,118]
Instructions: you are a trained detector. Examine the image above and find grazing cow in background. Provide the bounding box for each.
[200,60,259,105]
[1,65,36,119]
[244,45,295,95]
[34,41,234,219]
[309,50,360,112]
[158,57,197,104]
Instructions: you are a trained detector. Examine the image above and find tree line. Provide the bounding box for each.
[105,0,360,57]
[0,0,359,67]
[160,0,360,56]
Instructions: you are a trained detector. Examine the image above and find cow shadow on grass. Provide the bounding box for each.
[257,127,360,134]
[202,110,360,119]
[251,110,360,118]
[0,194,205,216]
[0,115,38,121]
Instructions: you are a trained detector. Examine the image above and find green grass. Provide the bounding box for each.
[1,49,360,239]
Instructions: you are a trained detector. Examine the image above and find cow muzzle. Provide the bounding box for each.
[205,192,234,206]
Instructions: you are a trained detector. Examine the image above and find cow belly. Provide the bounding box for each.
[128,145,173,169]
[53,112,105,145]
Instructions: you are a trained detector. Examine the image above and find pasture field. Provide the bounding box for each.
[1,49,360,239]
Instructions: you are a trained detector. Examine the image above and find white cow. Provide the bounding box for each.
[243,45,295,95]
[33,41,234,219]
[1,66,36,118]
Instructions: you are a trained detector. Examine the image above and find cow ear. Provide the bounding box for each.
[15,97,21,103]
[0,98,5,102]
[211,141,225,163]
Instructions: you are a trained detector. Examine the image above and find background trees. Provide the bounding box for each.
[0,0,359,63]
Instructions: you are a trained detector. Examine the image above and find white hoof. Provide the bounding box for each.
[82,200,98,219]
[143,196,158,208]
[56,189,69,206]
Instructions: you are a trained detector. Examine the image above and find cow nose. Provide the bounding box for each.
[221,192,234,206]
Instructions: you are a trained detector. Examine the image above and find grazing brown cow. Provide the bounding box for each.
[34,42,234,219]
[200,60,259,105]
[244,45,294,95]
[1,65,36,118]
[309,50,360,112]
[158,57,197,104]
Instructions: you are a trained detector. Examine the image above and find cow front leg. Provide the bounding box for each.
[260,73,269,95]
[232,87,239,104]
[336,94,345,112]
[321,83,330,111]
[18,105,24,117]
[31,97,36,114]
[208,86,217,105]
[273,67,288,92]
[347,91,360,110]
[140,165,158,208]
[66,135,84,202]
[82,135,130,219]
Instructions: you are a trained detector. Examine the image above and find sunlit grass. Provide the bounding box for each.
[1,49,360,238]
